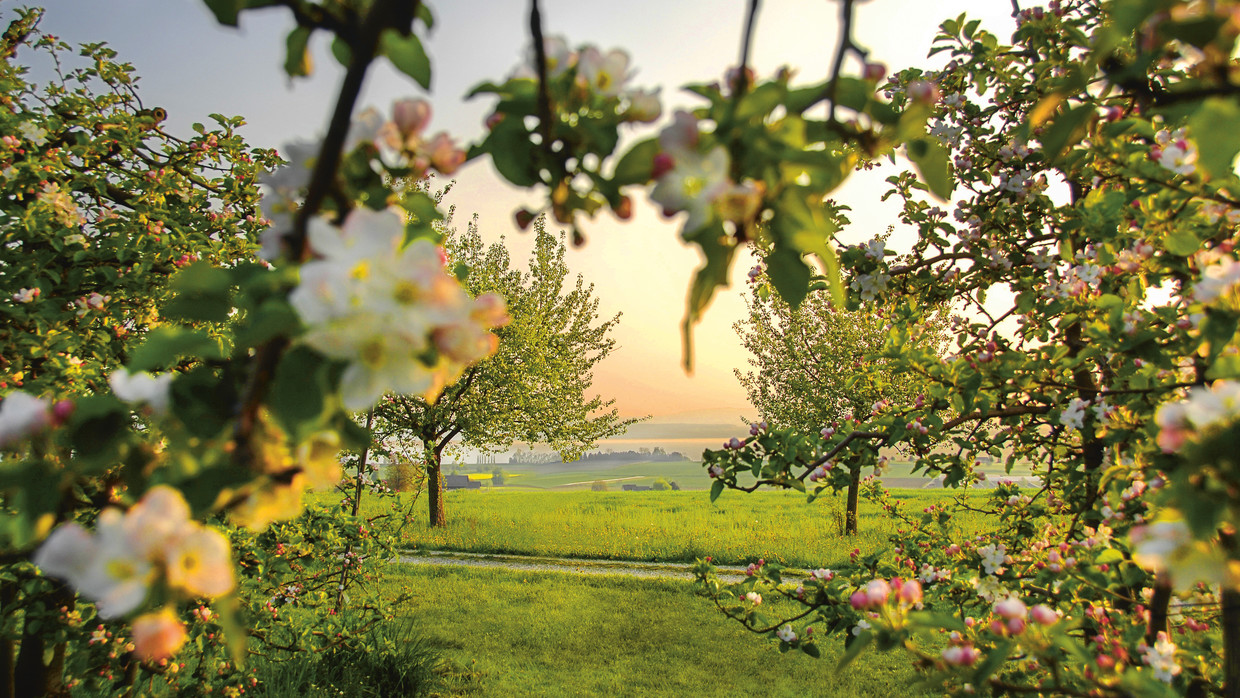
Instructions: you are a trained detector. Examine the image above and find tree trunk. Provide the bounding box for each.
[13,620,45,698]
[1224,588,1240,698]
[845,465,860,536]
[1146,580,1172,645]
[0,582,14,698]
[426,454,446,528]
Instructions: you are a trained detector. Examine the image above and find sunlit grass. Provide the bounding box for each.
[336,488,990,568]
[379,563,932,697]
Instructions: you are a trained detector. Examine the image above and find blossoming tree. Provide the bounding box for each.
[734,243,947,534]
[2,0,1239,695]
[697,2,1240,695]
[372,216,637,527]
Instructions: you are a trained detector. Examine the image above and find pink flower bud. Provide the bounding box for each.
[51,400,75,425]
[942,644,979,667]
[1006,617,1026,635]
[994,597,1028,621]
[850,591,869,609]
[908,80,940,104]
[651,152,675,180]
[1030,605,1058,626]
[864,579,891,606]
[132,609,188,663]
[427,132,466,175]
[898,579,923,606]
[863,62,887,82]
[392,98,432,138]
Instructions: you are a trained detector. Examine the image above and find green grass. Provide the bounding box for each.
[383,563,929,697]
[440,458,1034,491]
[486,459,710,490]
[367,489,989,568]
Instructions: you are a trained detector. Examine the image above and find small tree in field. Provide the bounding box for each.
[373,218,638,526]
[734,247,945,533]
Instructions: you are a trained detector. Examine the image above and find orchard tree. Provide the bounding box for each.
[10,0,1240,695]
[373,216,637,527]
[698,2,1240,696]
[734,241,945,533]
[0,8,275,400]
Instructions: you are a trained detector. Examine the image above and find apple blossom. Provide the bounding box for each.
[577,46,631,97]
[109,369,174,415]
[1152,128,1197,176]
[0,391,52,447]
[131,608,188,663]
[775,624,797,643]
[1139,632,1182,683]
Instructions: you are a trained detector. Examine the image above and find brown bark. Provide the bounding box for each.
[1146,580,1172,645]
[13,621,45,698]
[0,582,13,698]
[1224,588,1240,698]
[427,457,446,528]
[845,465,860,536]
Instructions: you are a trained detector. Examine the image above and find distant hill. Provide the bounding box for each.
[608,422,747,441]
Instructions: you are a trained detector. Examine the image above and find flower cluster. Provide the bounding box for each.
[1151,128,1197,176]
[289,207,508,410]
[34,487,233,661]
[649,111,763,235]
[1154,379,1240,453]
[508,37,660,122]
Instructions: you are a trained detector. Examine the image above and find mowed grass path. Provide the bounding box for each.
[385,564,929,697]
[377,489,986,568]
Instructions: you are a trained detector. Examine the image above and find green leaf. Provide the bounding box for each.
[906,138,954,200]
[836,631,873,670]
[907,611,966,632]
[284,26,313,77]
[214,595,248,666]
[415,4,434,29]
[331,37,352,67]
[765,246,811,310]
[971,639,1014,685]
[66,396,129,464]
[380,29,431,90]
[1095,548,1125,565]
[170,366,237,440]
[129,328,223,372]
[681,225,735,371]
[234,299,300,349]
[710,479,724,502]
[202,0,241,26]
[269,346,331,438]
[482,117,539,187]
[1187,98,1240,179]
[735,82,784,122]
[611,137,659,186]
[831,77,872,113]
[1207,353,1240,380]
[1039,103,1095,162]
[800,642,821,658]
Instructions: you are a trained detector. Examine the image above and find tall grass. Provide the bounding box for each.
[249,620,448,697]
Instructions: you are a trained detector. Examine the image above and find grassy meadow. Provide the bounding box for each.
[440,458,1034,491]
[303,475,1011,694]
[347,488,992,568]
[378,564,932,697]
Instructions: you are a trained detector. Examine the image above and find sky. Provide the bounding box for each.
[33,0,1018,422]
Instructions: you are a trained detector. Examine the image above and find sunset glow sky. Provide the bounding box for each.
[37,1,1017,421]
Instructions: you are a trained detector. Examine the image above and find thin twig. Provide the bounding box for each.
[736,0,761,96]
[292,0,420,260]
[528,0,554,152]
